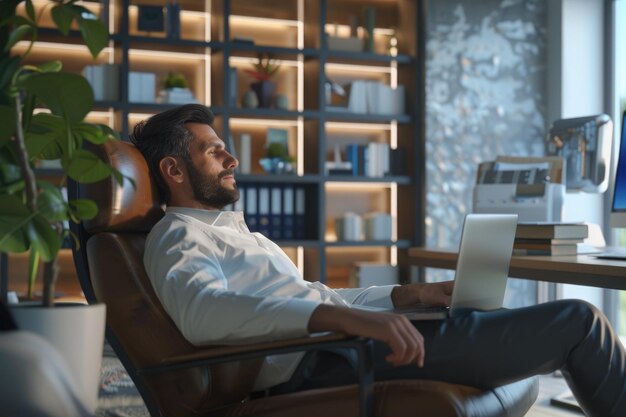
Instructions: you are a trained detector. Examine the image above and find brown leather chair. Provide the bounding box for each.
[69,140,539,417]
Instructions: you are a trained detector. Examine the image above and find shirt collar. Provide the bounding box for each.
[166,207,247,230]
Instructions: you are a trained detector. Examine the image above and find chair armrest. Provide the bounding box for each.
[138,333,374,417]
[160,332,352,367]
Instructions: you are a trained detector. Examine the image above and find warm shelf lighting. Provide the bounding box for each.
[230,15,298,28]
[326,122,391,131]
[297,116,304,176]
[324,24,396,37]
[297,0,304,50]
[326,182,397,190]
[390,60,398,88]
[229,56,298,68]
[326,62,392,74]
[390,120,398,149]
[230,118,298,127]
[15,41,113,56]
[129,49,207,60]
[128,5,205,18]
[128,113,156,122]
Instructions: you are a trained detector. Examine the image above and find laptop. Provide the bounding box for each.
[356,213,518,320]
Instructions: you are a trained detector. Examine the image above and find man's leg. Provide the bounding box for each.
[373,299,626,417]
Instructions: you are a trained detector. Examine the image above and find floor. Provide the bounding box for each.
[528,375,585,417]
[96,350,587,417]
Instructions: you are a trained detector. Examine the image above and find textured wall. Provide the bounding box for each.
[425,0,547,306]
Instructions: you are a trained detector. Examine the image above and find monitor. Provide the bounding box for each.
[610,111,626,228]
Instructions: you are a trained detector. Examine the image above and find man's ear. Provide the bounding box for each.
[159,156,185,184]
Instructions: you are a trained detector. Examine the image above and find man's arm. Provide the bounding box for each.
[308,304,425,367]
[391,281,454,308]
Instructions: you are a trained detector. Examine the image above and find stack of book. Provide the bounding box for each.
[513,222,589,256]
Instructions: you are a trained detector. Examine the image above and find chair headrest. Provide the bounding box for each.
[81,140,164,234]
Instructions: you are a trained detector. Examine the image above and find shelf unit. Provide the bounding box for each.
[13,0,426,290]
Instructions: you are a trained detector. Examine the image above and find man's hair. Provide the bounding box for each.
[129,104,215,203]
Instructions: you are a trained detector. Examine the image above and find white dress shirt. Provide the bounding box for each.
[144,207,396,390]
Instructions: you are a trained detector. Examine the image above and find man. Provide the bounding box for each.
[131,104,626,417]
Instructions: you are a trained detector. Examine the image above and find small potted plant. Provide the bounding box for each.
[244,53,281,108]
[158,71,198,104]
[259,142,295,174]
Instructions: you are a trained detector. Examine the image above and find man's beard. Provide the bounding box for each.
[187,163,240,209]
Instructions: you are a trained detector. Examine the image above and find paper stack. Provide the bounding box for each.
[513,222,588,256]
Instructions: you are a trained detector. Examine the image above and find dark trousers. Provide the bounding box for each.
[270,300,626,417]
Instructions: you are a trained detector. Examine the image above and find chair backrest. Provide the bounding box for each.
[69,140,263,417]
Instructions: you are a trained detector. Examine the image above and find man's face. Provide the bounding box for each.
[184,123,240,209]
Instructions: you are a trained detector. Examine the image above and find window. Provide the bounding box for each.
[613,0,626,335]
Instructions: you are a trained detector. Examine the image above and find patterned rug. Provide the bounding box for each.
[96,342,149,417]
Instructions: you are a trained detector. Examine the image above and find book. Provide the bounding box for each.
[513,244,578,256]
[514,238,585,246]
[270,186,283,240]
[282,186,295,240]
[245,186,258,231]
[258,186,271,237]
[295,186,306,239]
[515,223,588,240]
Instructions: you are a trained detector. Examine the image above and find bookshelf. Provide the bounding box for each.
[12,0,425,291]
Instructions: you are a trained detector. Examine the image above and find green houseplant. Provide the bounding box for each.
[0,0,124,412]
[0,0,121,307]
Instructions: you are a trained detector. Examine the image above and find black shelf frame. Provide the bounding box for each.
[10,0,425,288]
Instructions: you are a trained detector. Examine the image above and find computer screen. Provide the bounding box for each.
[610,110,626,228]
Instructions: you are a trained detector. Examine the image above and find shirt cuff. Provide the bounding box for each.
[362,285,398,309]
[278,298,323,337]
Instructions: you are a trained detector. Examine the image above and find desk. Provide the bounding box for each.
[408,247,626,290]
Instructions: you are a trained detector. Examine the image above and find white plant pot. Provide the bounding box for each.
[9,303,106,414]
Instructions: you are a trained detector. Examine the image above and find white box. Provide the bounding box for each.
[335,213,363,241]
[350,263,398,288]
[364,212,392,240]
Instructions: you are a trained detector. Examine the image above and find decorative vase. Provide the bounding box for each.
[251,80,276,108]
[242,90,259,108]
[9,302,106,414]
[364,7,376,53]
[274,94,289,110]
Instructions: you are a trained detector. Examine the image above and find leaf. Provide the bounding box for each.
[69,199,98,220]
[98,123,119,140]
[0,55,20,90]
[5,25,33,52]
[30,112,66,133]
[37,181,68,222]
[25,0,35,22]
[20,72,93,123]
[0,195,32,253]
[64,149,113,183]
[0,16,30,29]
[26,213,61,262]
[27,248,39,300]
[51,3,75,36]
[0,147,22,185]
[25,131,62,160]
[38,60,63,73]
[0,104,16,143]
[75,8,108,58]
[20,91,35,132]
[73,122,108,145]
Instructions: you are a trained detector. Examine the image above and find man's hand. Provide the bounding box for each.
[308,304,425,367]
[391,281,454,308]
